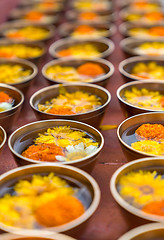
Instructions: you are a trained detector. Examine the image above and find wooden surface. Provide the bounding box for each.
[0,1,145,239]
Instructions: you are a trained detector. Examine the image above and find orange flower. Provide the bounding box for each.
[57,49,72,57]
[25,11,44,21]
[77,62,105,77]
[142,200,164,216]
[35,195,85,227]
[22,143,64,162]
[0,51,13,58]
[0,92,13,103]
[135,123,164,141]
[74,25,95,34]
[145,12,163,21]
[7,32,24,39]
[47,106,75,115]
[149,26,164,36]
[79,12,98,20]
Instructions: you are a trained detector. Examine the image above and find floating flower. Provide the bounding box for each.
[135,124,164,141]
[131,140,161,155]
[142,200,164,216]
[118,170,164,207]
[56,142,98,162]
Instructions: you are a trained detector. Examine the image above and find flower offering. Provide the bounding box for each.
[71,25,109,38]
[0,91,14,112]
[131,62,164,80]
[22,126,99,162]
[135,42,164,56]
[125,12,164,23]
[73,0,111,11]
[124,87,164,111]
[45,62,105,82]
[0,173,85,229]
[129,26,164,38]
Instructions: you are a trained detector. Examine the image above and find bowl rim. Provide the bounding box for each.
[41,58,114,84]
[0,58,38,86]
[57,22,117,38]
[116,80,164,112]
[0,163,101,233]
[110,157,164,223]
[8,119,104,165]
[0,39,46,60]
[0,83,24,113]
[117,112,164,158]
[0,125,6,149]
[0,20,55,43]
[29,82,111,116]
[119,55,164,81]
[118,222,164,240]
[49,37,115,59]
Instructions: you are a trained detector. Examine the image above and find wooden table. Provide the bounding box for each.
[0,1,147,239]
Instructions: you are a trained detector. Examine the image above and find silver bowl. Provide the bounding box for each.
[120,37,164,57]
[117,112,164,161]
[119,22,164,39]
[30,83,111,127]
[58,22,116,39]
[42,58,114,87]
[0,20,55,43]
[8,119,104,172]
[119,56,164,82]
[117,81,164,117]
[49,37,115,59]
[0,58,38,94]
[118,223,164,240]
[66,10,116,23]
[0,232,76,240]
[0,84,24,132]
[110,157,164,224]
[0,164,100,237]
[0,39,46,63]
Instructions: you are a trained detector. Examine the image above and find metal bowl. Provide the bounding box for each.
[8,119,104,172]
[119,22,164,39]
[66,10,116,23]
[42,58,114,87]
[30,83,111,127]
[117,81,164,117]
[0,164,100,237]
[0,232,75,240]
[119,56,164,82]
[110,157,164,224]
[49,37,115,59]
[9,7,59,25]
[118,223,164,240]
[0,125,6,152]
[0,20,55,43]
[120,37,164,57]
[117,112,164,161]
[0,58,38,94]
[58,22,116,39]
[0,39,46,63]
[0,84,24,132]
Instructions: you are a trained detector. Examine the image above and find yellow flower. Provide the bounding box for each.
[131,140,161,155]
[119,170,164,207]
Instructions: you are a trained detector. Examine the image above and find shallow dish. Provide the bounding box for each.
[0,232,75,240]
[120,22,164,39]
[0,39,46,63]
[117,81,164,117]
[0,84,24,132]
[49,38,115,59]
[8,119,104,172]
[0,164,100,237]
[42,58,114,86]
[0,58,38,94]
[118,223,164,240]
[0,20,55,43]
[117,112,164,160]
[30,83,111,127]
[120,37,164,57]
[119,56,164,82]
[66,10,115,23]
[110,157,164,224]
[58,22,116,39]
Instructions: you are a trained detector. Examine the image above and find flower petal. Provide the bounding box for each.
[66,145,76,153]
[75,142,84,151]
[55,155,67,162]
[85,145,98,155]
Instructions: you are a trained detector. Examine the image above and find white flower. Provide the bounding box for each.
[56,142,98,162]
[0,102,12,112]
